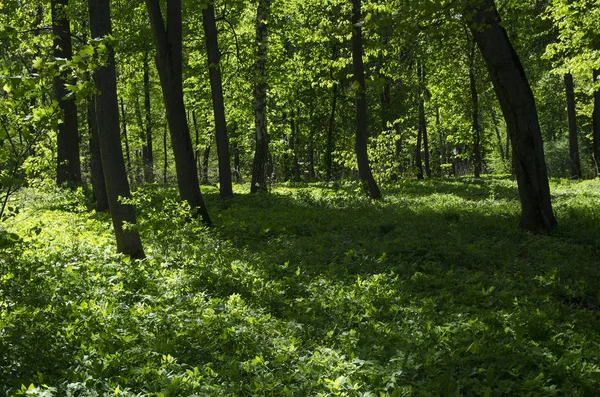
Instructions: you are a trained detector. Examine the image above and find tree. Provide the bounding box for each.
[87,0,145,258]
[466,0,556,230]
[52,0,81,188]
[563,72,582,179]
[145,0,211,223]
[202,0,233,199]
[250,0,271,193]
[351,0,381,199]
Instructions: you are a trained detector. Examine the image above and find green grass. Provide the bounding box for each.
[2,177,600,396]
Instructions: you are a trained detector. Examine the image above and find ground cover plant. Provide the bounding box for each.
[2,177,600,396]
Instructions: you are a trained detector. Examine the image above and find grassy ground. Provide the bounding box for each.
[1,177,600,396]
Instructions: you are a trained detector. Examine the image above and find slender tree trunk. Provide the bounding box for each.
[201,144,211,184]
[142,52,154,183]
[119,97,131,173]
[53,0,81,188]
[192,110,201,172]
[485,94,505,162]
[202,1,233,198]
[163,122,168,184]
[326,46,339,181]
[88,0,144,258]
[87,96,108,212]
[351,0,381,198]
[145,0,211,223]
[469,43,482,178]
[418,63,431,178]
[231,121,241,182]
[250,0,271,193]
[289,110,301,182]
[593,65,600,175]
[564,73,582,179]
[437,106,447,165]
[466,0,556,231]
[415,120,424,179]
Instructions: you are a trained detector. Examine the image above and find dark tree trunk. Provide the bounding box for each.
[52,0,81,188]
[469,43,482,178]
[142,52,154,183]
[593,65,600,175]
[87,96,108,212]
[418,63,431,178]
[436,106,447,165]
[88,0,144,258]
[119,97,131,174]
[564,73,582,179]
[351,0,381,198]
[250,0,271,193]
[202,1,233,198]
[145,0,211,223]
[466,0,556,231]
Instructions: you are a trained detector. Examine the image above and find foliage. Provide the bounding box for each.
[2,178,600,395]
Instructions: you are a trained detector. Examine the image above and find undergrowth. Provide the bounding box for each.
[1,177,600,396]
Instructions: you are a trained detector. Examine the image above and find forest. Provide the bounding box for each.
[1,0,600,395]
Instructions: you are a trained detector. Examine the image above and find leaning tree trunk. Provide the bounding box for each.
[145,0,211,223]
[465,0,556,231]
[88,0,145,258]
[564,73,581,179]
[202,1,233,198]
[250,0,271,193]
[351,0,381,199]
[52,0,81,188]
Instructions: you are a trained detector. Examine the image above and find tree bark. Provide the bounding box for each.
[289,110,301,182]
[564,73,581,179]
[418,63,431,178]
[145,0,211,223]
[592,43,600,175]
[119,97,131,174]
[201,144,211,184]
[87,96,108,212]
[52,0,81,188]
[250,0,271,193]
[469,43,482,178]
[351,0,381,198]
[142,52,154,183]
[466,0,556,231]
[202,1,233,198]
[88,0,144,258]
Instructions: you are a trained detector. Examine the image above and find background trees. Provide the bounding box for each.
[0,0,598,234]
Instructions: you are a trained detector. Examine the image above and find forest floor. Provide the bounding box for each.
[2,177,600,396]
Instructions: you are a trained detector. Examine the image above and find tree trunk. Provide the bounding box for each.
[592,42,600,176]
[485,93,505,162]
[202,1,233,198]
[289,110,301,182]
[418,63,431,178]
[469,43,482,178]
[564,73,582,179]
[88,0,144,259]
[351,0,381,198]
[250,0,271,193]
[163,122,168,184]
[119,97,131,174]
[87,96,108,212]
[142,52,154,183]
[326,46,339,181]
[52,0,81,188]
[145,0,211,223]
[466,0,556,231]
[201,144,211,184]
